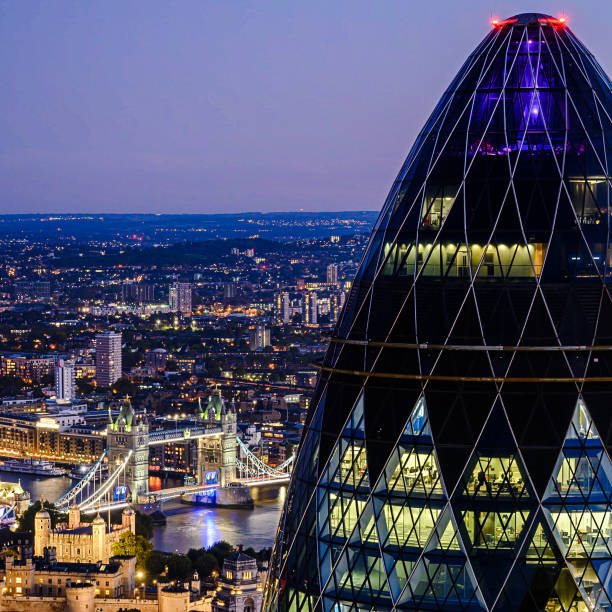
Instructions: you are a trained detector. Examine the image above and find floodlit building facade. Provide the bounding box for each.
[303,292,318,326]
[265,14,612,611]
[34,504,135,564]
[277,292,291,324]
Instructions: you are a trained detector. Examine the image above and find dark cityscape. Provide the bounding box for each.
[0,211,375,610]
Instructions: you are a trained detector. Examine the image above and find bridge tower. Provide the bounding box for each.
[196,392,222,485]
[186,391,252,508]
[107,397,149,502]
[196,391,237,487]
[220,396,237,487]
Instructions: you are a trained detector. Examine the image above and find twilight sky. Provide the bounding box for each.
[1,1,610,214]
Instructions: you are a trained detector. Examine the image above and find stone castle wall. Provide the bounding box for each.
[0,595,160,612]
[0,595,212,612]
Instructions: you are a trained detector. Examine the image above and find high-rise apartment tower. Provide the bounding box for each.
[95,332,122,388]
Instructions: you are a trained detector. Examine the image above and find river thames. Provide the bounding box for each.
[3,473,284,552]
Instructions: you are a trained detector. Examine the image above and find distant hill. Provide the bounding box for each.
[51,238,287,268]
[0,212,377,244]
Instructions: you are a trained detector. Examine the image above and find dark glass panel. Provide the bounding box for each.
[363,383,423,486]
[318,378,364,480]
[427,382,497,492]
[474,285,521,346]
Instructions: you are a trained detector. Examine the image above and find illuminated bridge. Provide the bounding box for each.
[54,395,294,514]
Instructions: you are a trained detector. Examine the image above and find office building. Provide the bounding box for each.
[121,281,155,303]
[54,360,75,401]
[277,292,291,324]
[302,292,317,326]
[145,348,172,371]
[330,291,346,324]
[14,280,51,302]
[265,14,612,611]
[326,263,339,285]
[0,354,54,383]
[95,332,122,388]
[169,282,192,314]
[250,325,271,351]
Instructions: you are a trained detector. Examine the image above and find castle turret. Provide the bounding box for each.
[122,504,136,534]
[159,585,190,612]
[66,582,95,612]
[34,505,51,557]
[92,514,106,562]
[68,500,81,529]
[190,570,201,595]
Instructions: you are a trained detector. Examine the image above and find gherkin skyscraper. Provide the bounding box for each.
[265,13,612,611]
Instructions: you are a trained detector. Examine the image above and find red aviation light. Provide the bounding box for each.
[491,17,518,28]
[539,16,568,27]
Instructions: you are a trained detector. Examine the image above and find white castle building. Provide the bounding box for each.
[34,503,135,563]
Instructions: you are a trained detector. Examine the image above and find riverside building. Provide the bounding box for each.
[54,360,76,401]
[265,13,612,612]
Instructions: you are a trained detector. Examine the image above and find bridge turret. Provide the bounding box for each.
[203,390,224,422]
[111,395,135,432]
[197,396,205,420]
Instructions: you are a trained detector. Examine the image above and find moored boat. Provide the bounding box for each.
[0,459,66,477]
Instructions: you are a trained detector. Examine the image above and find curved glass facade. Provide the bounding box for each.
[265,13,612,611]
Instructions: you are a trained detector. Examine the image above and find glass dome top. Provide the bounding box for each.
[336,13,612,346]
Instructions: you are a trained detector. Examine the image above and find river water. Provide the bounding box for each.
[3,473,284,552]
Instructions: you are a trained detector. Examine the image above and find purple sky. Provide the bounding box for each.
[1,1,610,214]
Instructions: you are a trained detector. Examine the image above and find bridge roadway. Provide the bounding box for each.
[142,475,292,502]
[203,375,313,393]
[147,424,222,446]
[80,475,291,514]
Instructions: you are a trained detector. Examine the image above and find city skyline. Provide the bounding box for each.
[2,2,611,214]
[0,208,350,609]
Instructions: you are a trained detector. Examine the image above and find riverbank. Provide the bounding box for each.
[0,473,284,550]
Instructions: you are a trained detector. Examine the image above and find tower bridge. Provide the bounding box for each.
[54,393,294,514]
